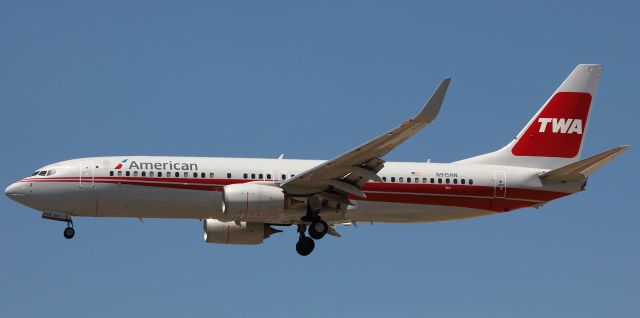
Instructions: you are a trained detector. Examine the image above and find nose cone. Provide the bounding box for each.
[6,183,16,196]
[5,183,24,201]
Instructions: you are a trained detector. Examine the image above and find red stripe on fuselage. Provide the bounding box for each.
[19,176,571,212]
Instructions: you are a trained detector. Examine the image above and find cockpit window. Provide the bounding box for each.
[46,169,56,176]
[31,171,40,176]
[38,171,47,176]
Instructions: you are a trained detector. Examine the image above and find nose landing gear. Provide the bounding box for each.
[42,211,76,240]
[63,220,75,239]
[63,226,75,239]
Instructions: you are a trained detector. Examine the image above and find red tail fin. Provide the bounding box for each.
[456,64,601,169]
[511,92,591,158]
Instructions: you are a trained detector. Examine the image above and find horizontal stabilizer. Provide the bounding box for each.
[539,145,629,182]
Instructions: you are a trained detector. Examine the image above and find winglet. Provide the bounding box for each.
[415,77,451,123]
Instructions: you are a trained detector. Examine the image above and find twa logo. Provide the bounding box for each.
[512,92,591,158]
[114,159,128,170]
[537,118,583,134]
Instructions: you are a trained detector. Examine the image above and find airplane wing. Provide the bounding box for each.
[280,78,451,201]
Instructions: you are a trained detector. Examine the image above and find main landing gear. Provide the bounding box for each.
[294,202,330,256]
[308,219,328,240]
[296,225,315,256]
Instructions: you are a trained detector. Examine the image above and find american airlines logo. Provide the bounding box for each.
[114,158,128,169]
[537,118,583,134]
[114,158,199,171]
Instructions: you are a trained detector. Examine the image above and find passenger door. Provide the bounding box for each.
[79,160,94,189]
[493,170,506,198]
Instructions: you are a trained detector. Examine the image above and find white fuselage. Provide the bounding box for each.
[4,65,617,256]
[6,156,582,224]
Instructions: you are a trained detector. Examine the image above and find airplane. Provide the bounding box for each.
[5,64,628,256]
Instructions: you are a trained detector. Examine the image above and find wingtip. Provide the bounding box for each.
[439,77,452,91]
[438,77,452,89]
[416,77,451,122]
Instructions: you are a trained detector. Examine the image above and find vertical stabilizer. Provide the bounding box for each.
[456,64,601,169]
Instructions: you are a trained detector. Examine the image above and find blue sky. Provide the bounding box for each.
[1,1,638,317]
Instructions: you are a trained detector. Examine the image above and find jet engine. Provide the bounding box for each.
[221,183,285,218]
[203,219,281,244]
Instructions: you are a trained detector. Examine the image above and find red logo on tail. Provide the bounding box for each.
[512,92,591,158]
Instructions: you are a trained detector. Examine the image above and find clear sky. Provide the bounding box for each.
[1,1,638,317]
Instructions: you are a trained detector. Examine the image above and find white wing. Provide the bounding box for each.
[281,78,451,201]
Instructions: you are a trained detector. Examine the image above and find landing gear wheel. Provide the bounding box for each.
[295,236,315,256]
[308,220,328,240]
[63,227,75,239]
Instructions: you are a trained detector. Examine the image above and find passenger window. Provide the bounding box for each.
[110,171,114,176]
[382,177,387,182]
[209,173,214,178]
[445,178,450,184]
[453,179,457,184]
[126,171,131,176]
[141,171,146,177]
[267,174,271,180]
[291,174,295,178]
[183,172,188,178]
[281,174,286,180]
[133,171,138,176]
[175,172,180,178]
[415,178,419,183]
[117,171,122,176]
[149,171,154,177]
[259,173,263,179]
[469,179,474,185]
[243,173,248,179]
[399,177,404,183]
[461,179,465,185]
[422,178,427,183]
[251,173,256,179]
[437,178,442,184]
[193,172,198,178]
[391,177,396,183]
[227,173,231,179]
[407,178,411,183]
[430,178,435,183]
[158,172,163,177]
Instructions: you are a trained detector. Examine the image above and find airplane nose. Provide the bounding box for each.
[5,183,22,198]
[6,182,35,207]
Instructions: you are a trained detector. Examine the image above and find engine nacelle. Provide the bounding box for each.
[222,183,285,218]
[203,219,281,244]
